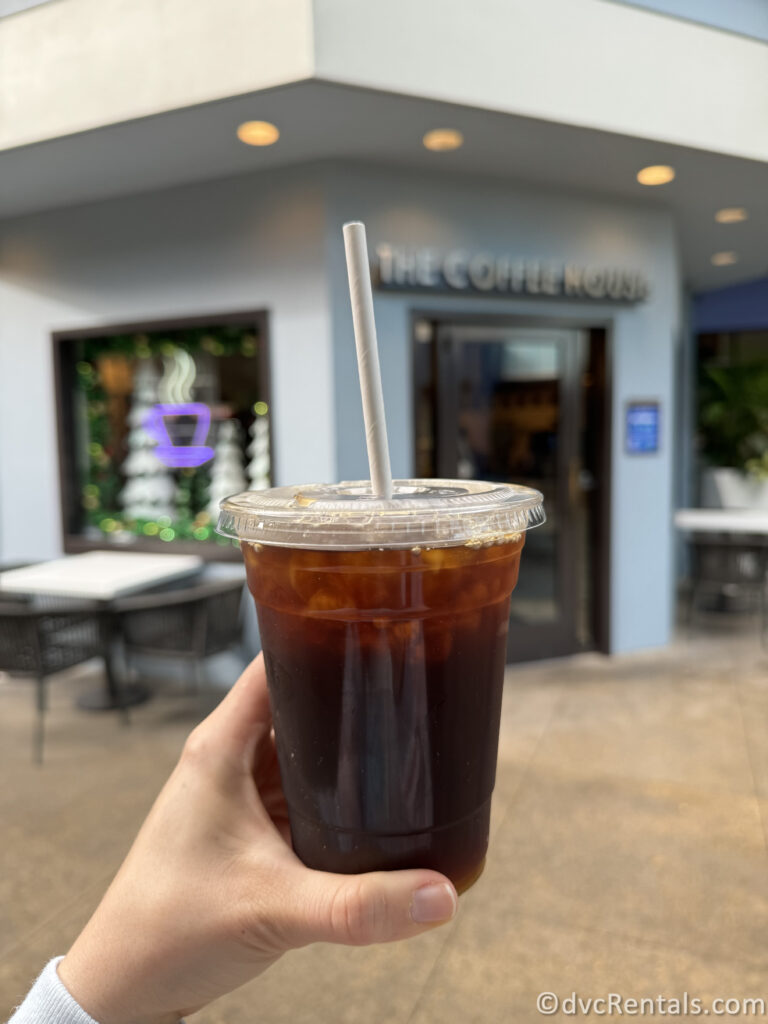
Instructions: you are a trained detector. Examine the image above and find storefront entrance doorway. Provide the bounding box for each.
[413,315,611,661]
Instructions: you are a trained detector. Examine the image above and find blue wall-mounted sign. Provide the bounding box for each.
[625,401,660,455]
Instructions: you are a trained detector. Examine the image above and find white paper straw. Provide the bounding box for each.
[343,221,393,499]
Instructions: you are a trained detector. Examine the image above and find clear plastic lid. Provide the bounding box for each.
[217,479,545,550]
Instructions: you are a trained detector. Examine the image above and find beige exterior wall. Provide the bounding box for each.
[313,0,768,163]
[0,0,314,149]
[2,0,766,160]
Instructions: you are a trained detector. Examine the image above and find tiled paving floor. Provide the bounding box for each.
[2,615,768,1022]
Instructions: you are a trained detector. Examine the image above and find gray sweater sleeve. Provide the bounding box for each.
[6,958,99,1024]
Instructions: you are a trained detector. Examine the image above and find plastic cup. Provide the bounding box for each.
[218,479,544,893]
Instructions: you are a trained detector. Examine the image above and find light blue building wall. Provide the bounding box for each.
[0,159,684,658]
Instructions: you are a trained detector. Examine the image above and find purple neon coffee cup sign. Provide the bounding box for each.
[143,402,215,468]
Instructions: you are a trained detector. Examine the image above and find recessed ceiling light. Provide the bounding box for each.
[237,121,280,146]
[636,165,675,186]
[423,129,464,152]
[711,251,738,266]
[715,207,748,224]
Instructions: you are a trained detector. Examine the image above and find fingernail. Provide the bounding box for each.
[410,882,457,924]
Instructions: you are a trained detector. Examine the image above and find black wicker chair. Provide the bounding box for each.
[686,536,768,643]
[0,562,36,604]
[0,600,119,762]
[114,579,248,693]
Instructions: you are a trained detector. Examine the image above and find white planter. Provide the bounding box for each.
[705,468,768,510]
[744,477,768,510]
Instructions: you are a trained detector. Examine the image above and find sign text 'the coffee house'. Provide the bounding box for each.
[374,245,650,302]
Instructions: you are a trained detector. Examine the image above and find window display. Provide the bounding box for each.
[54,312,271,555]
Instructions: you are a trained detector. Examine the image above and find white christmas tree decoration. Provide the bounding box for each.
[119,360,176,521]
[247,415,271,491]
[208,420,247,520]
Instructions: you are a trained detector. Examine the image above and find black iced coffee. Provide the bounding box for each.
[218,480,544,892]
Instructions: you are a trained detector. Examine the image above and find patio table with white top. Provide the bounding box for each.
[675,508,768,627]
[675,508,768,535]
[0,551,203,709]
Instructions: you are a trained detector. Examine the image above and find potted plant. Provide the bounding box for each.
[698,363,768,509]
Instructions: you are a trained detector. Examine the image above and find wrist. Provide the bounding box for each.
[58,952,180,1024]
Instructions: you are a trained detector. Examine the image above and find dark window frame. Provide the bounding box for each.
[52,309,272,562]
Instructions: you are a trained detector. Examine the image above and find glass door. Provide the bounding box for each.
[420,322,595,661]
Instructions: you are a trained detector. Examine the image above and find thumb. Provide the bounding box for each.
[204,653,272,749]
[281,867,458,947]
